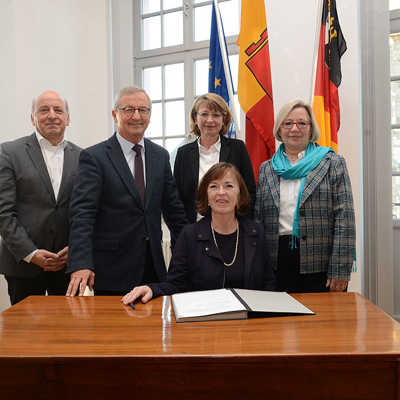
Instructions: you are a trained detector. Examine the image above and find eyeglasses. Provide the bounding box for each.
[117,106,150,118]
[281,120,311,130]
[197,112,223,120]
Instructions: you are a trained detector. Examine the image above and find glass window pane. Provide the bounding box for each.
[150,138,164,147]
[142,0,160,14]
[146,102,163,138]
[229,53,238,92]
[219,0,240,36]
[393,176,400,218]
[391,81,400,125]
[194,5,211,42]
[143,66,162,101]
[390,33,400,76]
[143,16,161,50]
[165,63,184,98]
[165,100,185,136]
[163,11,183,47]
[390,0,400,10]
[163,0,182,10]
[165,137,186,154]
[195,58,209,96]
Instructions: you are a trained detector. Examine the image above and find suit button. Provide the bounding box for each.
[252,229,256,233]
[144,236,150,241]
[198,234,203,239]
[252,241,256,246]
[205,247,209,252]
[299,210,305,217]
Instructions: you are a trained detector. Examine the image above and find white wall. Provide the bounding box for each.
[0,0,113,312]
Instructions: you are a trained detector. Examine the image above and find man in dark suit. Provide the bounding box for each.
[66,86,187,296]
[0,90,81,305]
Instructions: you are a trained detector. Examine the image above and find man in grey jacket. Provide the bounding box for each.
[0,90,81,305]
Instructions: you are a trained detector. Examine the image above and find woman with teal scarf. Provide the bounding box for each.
[255,99,355,293]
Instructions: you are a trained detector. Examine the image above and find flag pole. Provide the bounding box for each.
[310,0,324,103]
[213,0,241,138]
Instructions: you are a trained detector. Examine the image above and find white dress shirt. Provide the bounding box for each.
[198,136,221,184]
[116,133,146,185]
[25,132,66,262]
[279,150,305,235]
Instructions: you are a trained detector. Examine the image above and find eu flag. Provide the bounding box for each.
[208,3,235,137]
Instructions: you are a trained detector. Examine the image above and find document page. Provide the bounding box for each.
[233,289,314,315]
[172,289,245,319]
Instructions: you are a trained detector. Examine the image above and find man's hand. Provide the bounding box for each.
[66,269,95,296]
[56,246,68,264]
[31,249,65,271]
[121,285,153,305]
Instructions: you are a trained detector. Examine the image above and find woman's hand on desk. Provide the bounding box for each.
[326,278,348,292]
[121,285,153,305]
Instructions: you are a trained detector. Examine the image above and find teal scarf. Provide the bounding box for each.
[272,143,333,243]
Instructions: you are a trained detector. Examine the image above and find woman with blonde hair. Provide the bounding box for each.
[255,99,355,293]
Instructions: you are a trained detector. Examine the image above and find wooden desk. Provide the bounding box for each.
[0,293,399,399]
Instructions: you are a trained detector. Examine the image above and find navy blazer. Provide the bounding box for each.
[173,135,256,223]
[149,215,276,297]
[67,134,187,292]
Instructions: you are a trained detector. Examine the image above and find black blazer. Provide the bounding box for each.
[67,134,187,292]
[0,134,81,278]
[149,215,276,297]
[173,135,256,223]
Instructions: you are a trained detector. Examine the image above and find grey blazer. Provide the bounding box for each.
[0,133,81,278]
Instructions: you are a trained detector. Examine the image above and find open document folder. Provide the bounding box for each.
[172,288,314,323]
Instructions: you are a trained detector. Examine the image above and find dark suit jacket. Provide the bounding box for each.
[173,135,256,223]
[0,133,81,278]
[149,215,276,297]
[66,134,187,292]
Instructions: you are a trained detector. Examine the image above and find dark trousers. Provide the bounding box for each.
[5,270,69,306]
[94,241,158,296]
[277,235,329,293]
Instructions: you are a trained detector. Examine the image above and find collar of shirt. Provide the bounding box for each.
[198,136,221,155]
[116,132,145,157]
[35,131,66,150]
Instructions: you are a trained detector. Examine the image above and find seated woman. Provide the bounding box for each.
[121,162,275,305]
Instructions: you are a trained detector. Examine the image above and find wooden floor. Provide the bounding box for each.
[0,292,399,399]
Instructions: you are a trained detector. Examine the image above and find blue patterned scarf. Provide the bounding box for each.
[271,143,333,243]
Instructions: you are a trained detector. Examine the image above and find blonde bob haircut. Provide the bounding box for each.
[189,93,232,137]
[273,99,321,143]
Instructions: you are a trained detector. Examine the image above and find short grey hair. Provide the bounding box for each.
[273,99,320,142]
[31,94,69,115]
[113,86,152,111]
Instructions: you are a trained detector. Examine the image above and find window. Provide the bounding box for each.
[134,0,240,153]
[390,9,400,218]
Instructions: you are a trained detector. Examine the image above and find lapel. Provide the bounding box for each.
[25,133,56,202]
[264,162,280,209]
[143,138,154,209]
[186,140,200,189]
[57,142,77,202]
[106,134,143,208]
[240,218,258,287]
[300,153,331,207]
[219,135,231,162]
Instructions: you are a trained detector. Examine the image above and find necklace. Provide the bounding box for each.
[211,221,239,267]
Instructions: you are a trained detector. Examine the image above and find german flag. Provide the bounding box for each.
[237,0,275,181]
[312,0,347,152]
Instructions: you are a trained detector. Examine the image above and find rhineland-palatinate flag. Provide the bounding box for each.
[237,0,275,180]
[312,0,347,152]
